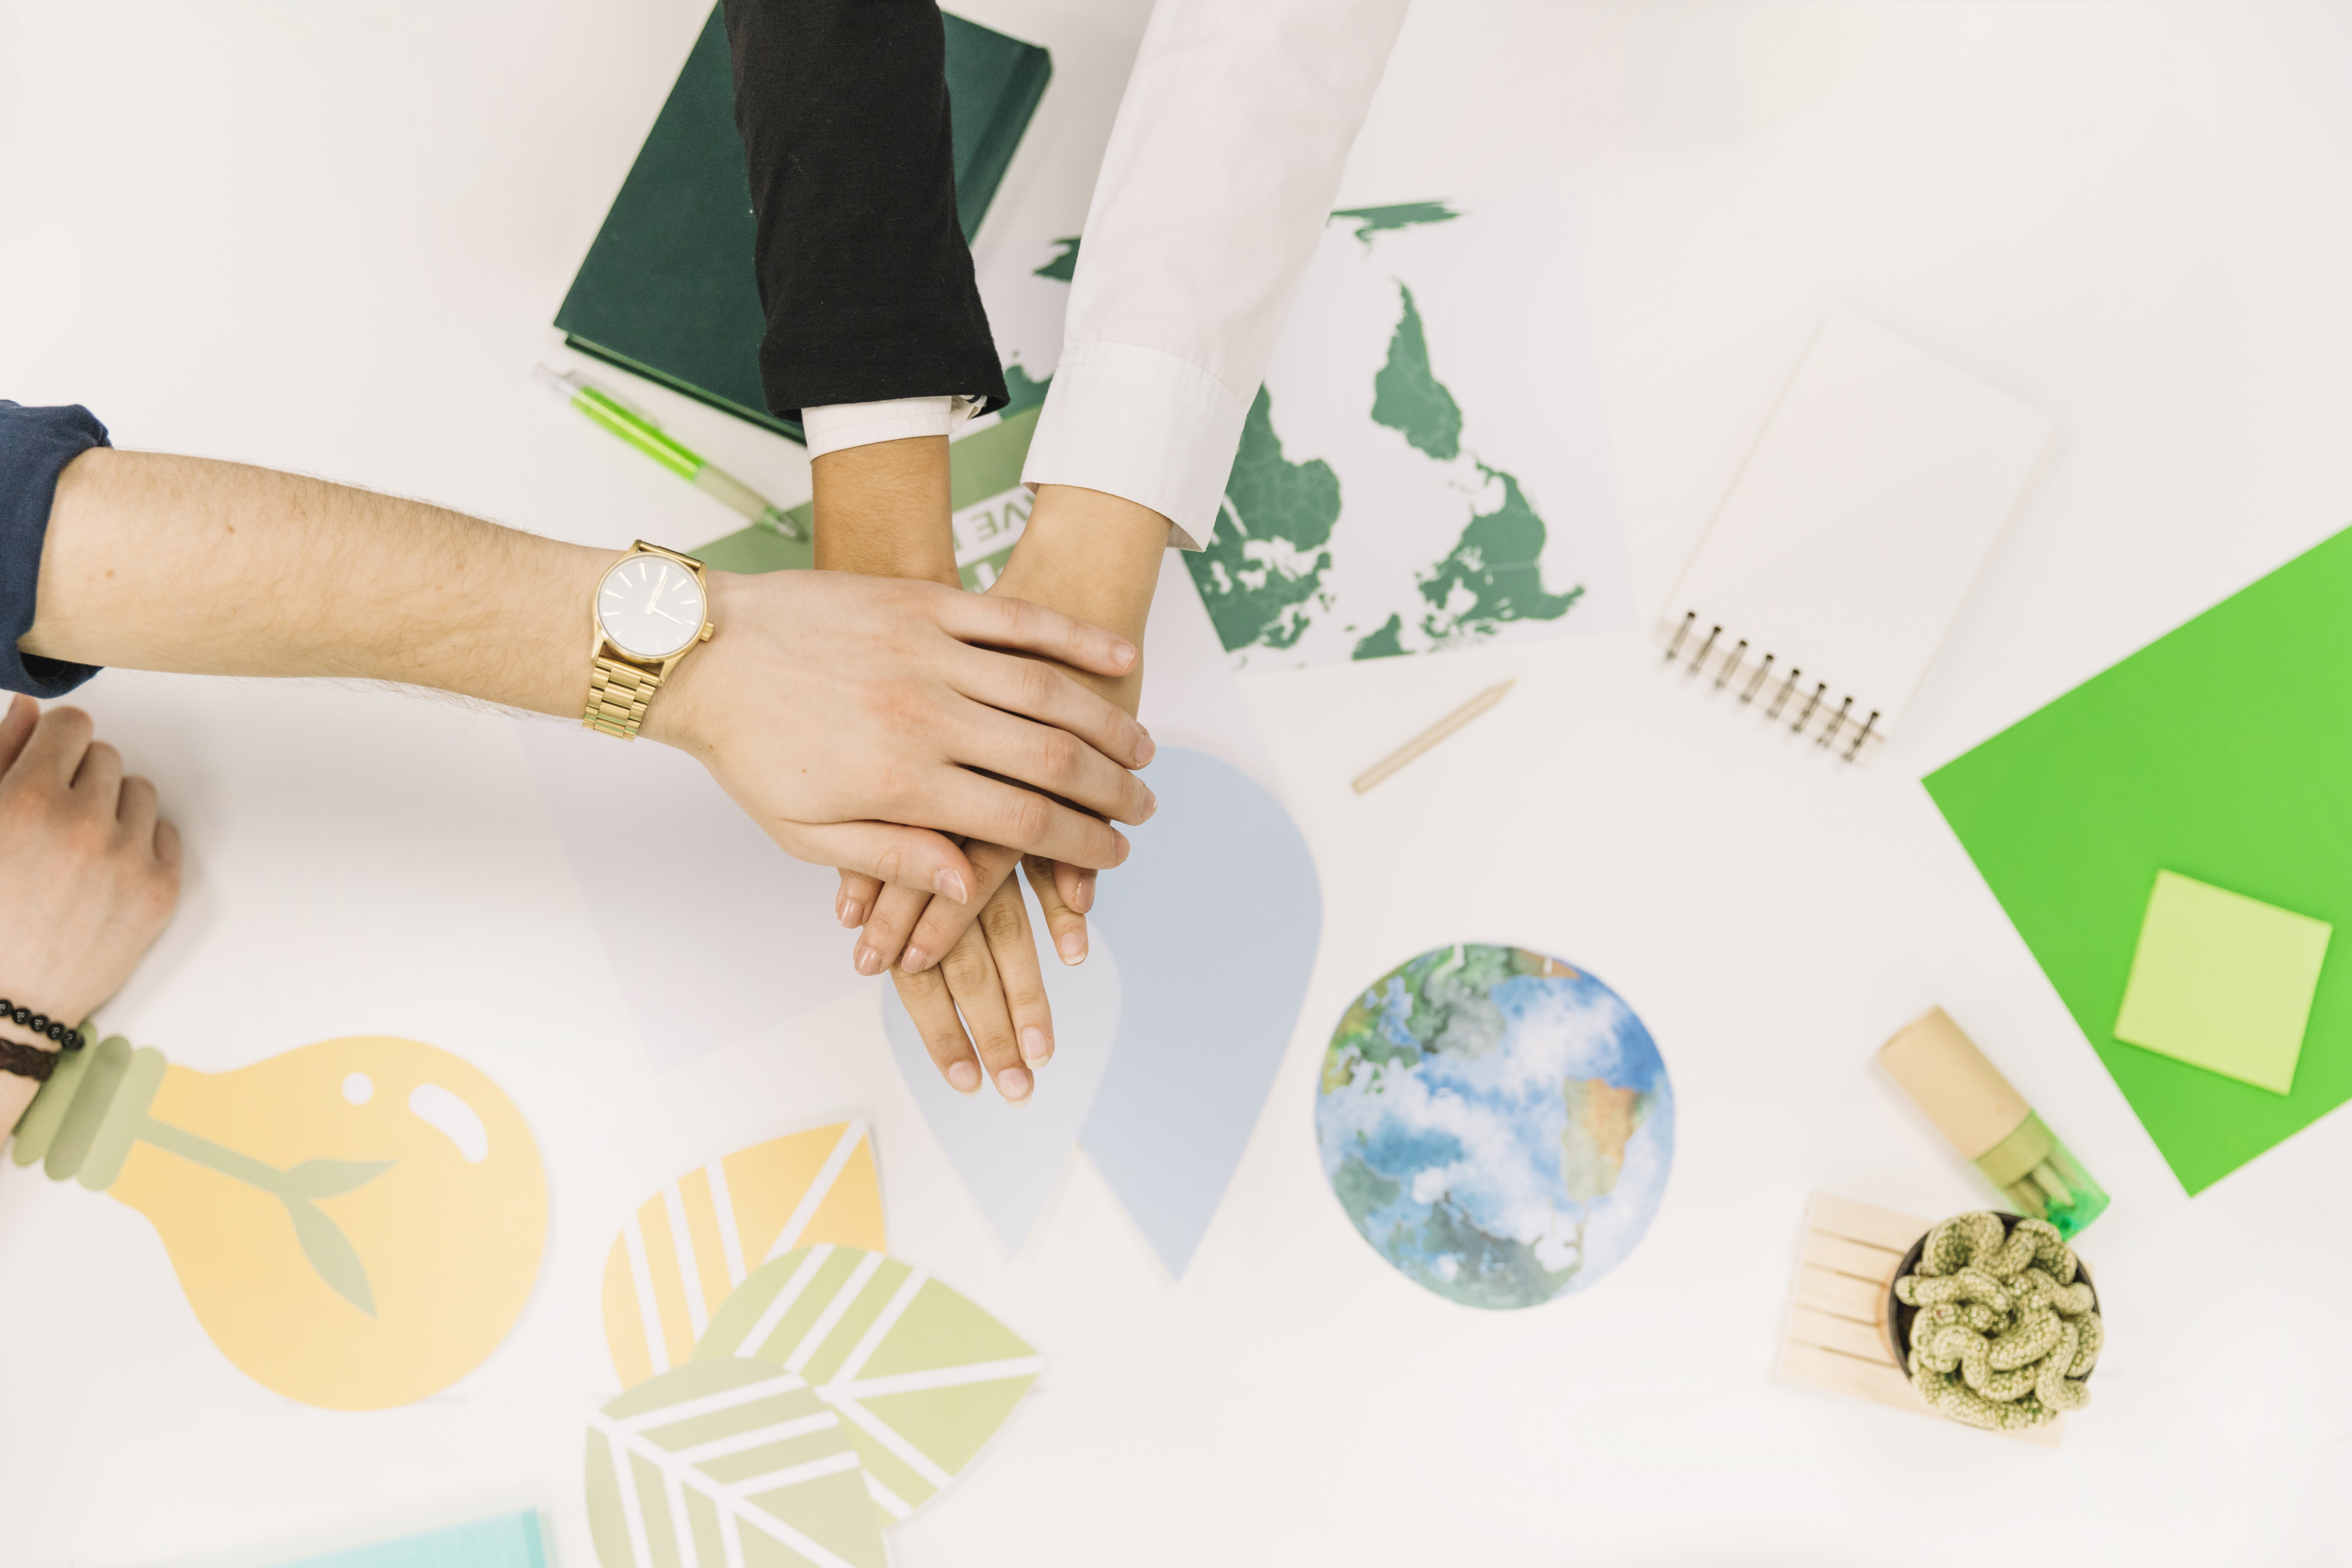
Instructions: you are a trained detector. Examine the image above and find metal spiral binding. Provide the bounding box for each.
[1662,610,1881,761]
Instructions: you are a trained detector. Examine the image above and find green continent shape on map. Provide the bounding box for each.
[1370,285,1462,461]
[1000,363,1051,418]
[1355,284,1586,659]
[1412,466,1584,644]
[1184,386,1342,653]
[1033,237,1080,280]
[1352,614,1407,659]
[1332,202,1462,245]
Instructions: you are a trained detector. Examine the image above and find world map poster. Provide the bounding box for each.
[1186,196,1635,668]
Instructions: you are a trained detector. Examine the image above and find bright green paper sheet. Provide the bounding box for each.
[2114,871,2331,1095]
[1925,524,2352,1193]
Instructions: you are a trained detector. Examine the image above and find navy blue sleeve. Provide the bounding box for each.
[0,402,105,698]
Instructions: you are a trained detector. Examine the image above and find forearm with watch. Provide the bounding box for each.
[23,446,1158,899]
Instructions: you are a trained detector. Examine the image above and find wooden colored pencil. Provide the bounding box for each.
[1351,680,1515,794]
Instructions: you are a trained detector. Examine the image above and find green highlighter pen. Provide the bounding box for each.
[533,365,805,541]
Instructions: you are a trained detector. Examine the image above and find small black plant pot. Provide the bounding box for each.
[1882,1211,2100,1376]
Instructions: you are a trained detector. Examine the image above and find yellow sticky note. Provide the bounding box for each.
[2114,871,2332,1095]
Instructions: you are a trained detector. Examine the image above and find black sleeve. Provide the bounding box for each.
[722,0,1007,422]
[0,403,105,699]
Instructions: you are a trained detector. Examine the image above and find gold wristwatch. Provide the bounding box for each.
[582,542,714,740]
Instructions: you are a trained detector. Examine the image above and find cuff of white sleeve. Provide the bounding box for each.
[1020,343,1248,551]
[801,395,979,459]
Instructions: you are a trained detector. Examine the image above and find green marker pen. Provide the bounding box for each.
[533,365,805,541]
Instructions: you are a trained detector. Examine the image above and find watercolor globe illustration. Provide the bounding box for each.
[1315,945,1674,1308]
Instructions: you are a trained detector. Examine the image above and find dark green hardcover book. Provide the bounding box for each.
[941,13,1053,241]
[554,6,1050,441]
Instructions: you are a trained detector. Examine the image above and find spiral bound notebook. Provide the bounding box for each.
[1658,312,2053,760]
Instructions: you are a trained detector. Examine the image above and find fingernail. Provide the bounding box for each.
[1021,1026,1052,1065]
[902,946,930,974]
[996,1066,1033,1103]
[936,868,969,904]
[1110,640,1137,672]
[947,1061,981,1094]
[1135,730,1156,766]
[1138,789,1158,822]
[1072,881,1095,915]
[1057,929,1087,965]
[854,945,882,977]
[837,898,863,929]
[1112,829,1130,864]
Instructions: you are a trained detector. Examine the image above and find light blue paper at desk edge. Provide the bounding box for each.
[884,747,1322,1275]
[268,1512,546,1568]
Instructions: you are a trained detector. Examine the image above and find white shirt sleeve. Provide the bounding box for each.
[1020,0,1411,550]
[801,395,982,460]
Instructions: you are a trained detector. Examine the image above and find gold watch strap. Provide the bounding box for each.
[583,655,662,740]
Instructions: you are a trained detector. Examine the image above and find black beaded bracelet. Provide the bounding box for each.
[0,1000,81,1050]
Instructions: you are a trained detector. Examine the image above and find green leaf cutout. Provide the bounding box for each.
[694,1245,1041,1525]
[280,1157,394,1199]
[585,1359,885,1568]
[282,1198,377,1317]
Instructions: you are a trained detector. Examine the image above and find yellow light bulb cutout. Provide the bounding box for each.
[11,1033,547,1411]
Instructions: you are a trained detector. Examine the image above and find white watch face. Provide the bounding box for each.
[597,553,706,660]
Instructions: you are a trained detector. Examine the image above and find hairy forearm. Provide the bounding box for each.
[810,435,958,586]
[16,447,1156,893]
[29,449,611,719]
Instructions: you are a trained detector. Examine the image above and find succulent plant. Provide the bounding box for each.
[1894,1211,2102,1431]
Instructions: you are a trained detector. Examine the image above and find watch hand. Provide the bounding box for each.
[647,605,690,627]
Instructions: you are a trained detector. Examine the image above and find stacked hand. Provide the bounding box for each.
[809,443,1169,1107]
[0,698,182,1133]
[649,568,1156,902]
[840,567,1144,1104]
[14,441,1154,1125]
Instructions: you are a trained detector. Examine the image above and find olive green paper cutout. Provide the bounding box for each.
[695,1245,1042,1524]
[1895,1212,2102,1431]
[585,1358,884,1568]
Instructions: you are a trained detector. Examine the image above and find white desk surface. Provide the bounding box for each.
[7,2,2352,1562]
